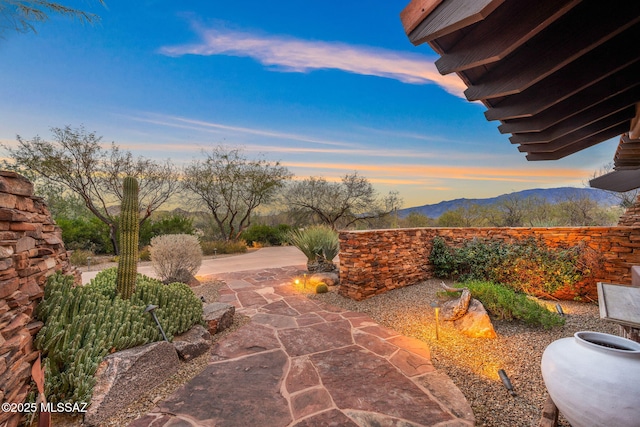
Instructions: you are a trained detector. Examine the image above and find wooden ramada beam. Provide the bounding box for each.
[400,0,444,35]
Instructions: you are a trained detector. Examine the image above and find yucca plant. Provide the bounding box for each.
[288,225,339,272]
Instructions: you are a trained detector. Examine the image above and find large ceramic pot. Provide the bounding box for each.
[541,331,640,427]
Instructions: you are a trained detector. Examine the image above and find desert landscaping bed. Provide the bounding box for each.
[312,279,619,427]
[45,280,251,427]
[47,278,618,427]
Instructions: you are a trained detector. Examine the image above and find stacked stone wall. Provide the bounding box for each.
[618,195,640,226]
[0,171,78,427]
[339,226,640,301]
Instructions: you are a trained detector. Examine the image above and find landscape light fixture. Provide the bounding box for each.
[430,301,440,340]
[498,369,516,397]
[555,303,565,316]
[303,273,307,289]
[145,304,168,342]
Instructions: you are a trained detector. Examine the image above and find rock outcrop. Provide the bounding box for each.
[203,302,235,334]
[84,341,180,426]
[173,325,212,361]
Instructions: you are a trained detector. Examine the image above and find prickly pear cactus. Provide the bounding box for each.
[116,176,139,299]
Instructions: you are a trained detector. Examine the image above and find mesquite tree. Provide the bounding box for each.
[4,126,179,254]
[284,172,402,230]
[182,146,291,241]
[116,176,139,299]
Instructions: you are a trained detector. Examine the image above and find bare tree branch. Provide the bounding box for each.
[284,172,402,230]
[3,125,178,253]
[0,0,106,35]
[181,145,291,241]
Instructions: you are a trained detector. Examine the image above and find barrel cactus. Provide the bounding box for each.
[316,283,329,294]
[116,176,139,299]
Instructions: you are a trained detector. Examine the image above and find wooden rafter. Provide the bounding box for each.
[510,103,638,145]
[402,0,640,189]
[499,83,640,134]
[434,0,580,74]
[464,2,640,101]
[407,0,503,45]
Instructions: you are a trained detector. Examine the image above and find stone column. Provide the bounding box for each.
[0,171,78,427]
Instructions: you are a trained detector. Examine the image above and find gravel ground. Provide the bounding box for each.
[311,279,620,427]
[45,278,620,427]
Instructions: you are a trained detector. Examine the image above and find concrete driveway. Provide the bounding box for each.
[81,246,309,284]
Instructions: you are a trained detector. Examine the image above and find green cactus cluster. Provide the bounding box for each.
[116,176,140,299]
[315,283,329,294]
[35,269,203,405]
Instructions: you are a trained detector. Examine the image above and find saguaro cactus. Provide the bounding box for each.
[116,176,139,299]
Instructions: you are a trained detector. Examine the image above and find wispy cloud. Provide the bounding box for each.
[127,113,358,148]
[284,162,589,184]
[124,113,454,159]
[159,25,466,97]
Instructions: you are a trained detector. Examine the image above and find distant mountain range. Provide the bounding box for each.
[398,187,620,219]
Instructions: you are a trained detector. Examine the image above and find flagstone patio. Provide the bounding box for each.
[128,266,474,427]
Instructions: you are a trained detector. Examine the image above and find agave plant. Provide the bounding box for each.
[288,225,339,272]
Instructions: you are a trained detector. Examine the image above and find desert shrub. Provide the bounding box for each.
[455,239,509,282]
[490,240,592,296]
[454,280,565,329]
[430,237,598,297]
[241,224,292,246]
[200,240,248,255]
[429,236,458,278]
[57,216,112,254]
[139,214,195,247]
[69,249,94,266]
[287,225,339,262]
[150,234,203,284]
[139,246,151,261]
[35,269,203,404]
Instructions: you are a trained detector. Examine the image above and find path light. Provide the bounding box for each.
[430,301,440,340]
[555,303,565,316]
[145,304,168,342]
[303,273,307,289]
[498,369,516,397]
[87,256,92,271]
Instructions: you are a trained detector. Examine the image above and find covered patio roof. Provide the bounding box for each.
[400,0,640,191]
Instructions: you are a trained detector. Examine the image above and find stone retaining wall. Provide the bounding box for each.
[618,195,640,226]
[339,226,640,301]
[0,171,78,427]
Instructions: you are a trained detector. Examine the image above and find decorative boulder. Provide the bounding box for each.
[441,288,472,321]
[173,325,212,361]
[310,272,339,287]
[203,302,235,334]
[451,299,497,339]
[307,256,336,273]
[85,341,179,426]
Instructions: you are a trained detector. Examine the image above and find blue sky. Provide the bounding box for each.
[0,1,619,207]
